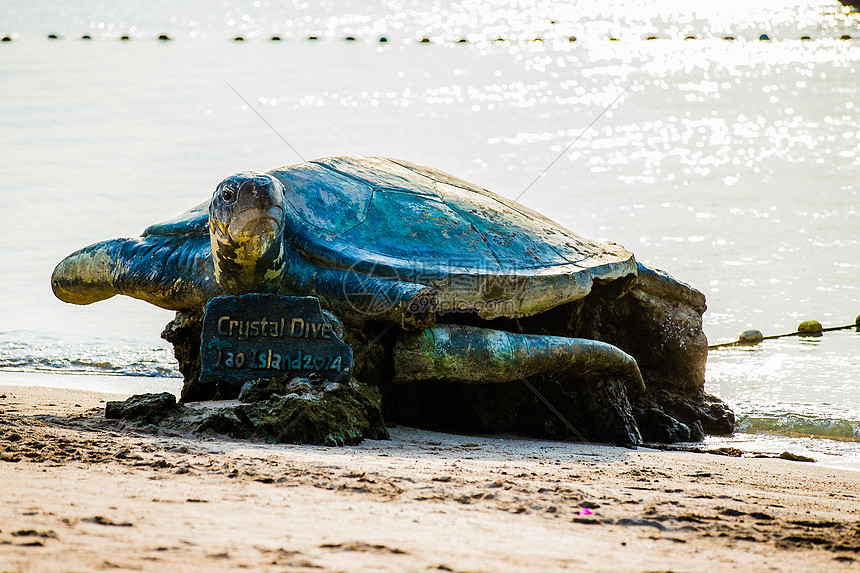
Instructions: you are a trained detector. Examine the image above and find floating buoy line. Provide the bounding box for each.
[708,316,860,350]
[0,33,856,43]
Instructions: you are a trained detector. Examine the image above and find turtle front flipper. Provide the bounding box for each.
[278,247,437,330]
[51,234,221,311]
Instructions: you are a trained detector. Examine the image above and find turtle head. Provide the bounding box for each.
[209,172,286,293]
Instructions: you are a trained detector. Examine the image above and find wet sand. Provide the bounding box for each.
[1,380,859,572]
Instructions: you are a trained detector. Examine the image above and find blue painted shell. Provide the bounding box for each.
[54,156,638,319]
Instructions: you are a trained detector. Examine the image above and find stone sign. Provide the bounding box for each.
[199,294,353,388]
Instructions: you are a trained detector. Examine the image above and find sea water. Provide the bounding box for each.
[1,0,858,467]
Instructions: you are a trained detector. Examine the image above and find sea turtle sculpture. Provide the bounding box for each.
[52,156,732,444]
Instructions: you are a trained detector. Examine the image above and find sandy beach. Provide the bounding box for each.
[1,378,858,572]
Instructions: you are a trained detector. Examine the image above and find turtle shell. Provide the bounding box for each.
[269,156,637,318]
[54,155,637,318]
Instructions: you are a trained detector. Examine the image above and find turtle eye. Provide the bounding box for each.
[221,188,236,204]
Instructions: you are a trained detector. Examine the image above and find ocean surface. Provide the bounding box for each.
[1,1,858,467]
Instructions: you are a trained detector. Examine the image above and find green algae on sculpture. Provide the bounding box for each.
[394,324,645,399]
[104,379,388,446]
[238,381,388,446]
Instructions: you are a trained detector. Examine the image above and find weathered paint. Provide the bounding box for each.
[392,323,645,398]
[51,234,218,310]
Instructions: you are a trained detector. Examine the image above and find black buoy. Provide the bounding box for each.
[307,35,318,41]
[47,34,59,40]
[494,37,505,42]
[457,38,468,43]
[609,37,619,42]
[344,36,356,41]
[379,36,388,43]
[646,35,658,40]
[270,35,282,41]
[1,36,11,42]
[759,34,770,41]
[568,35,577,42]
[685,35,696,40]
[841,34,852,40]
[419,37,431,43]
[723,36,736,41]
[800,35,811,40]
[233,36,245,42]
[81,34,92,40]
[157,34,171,41]
[120,35,130,41]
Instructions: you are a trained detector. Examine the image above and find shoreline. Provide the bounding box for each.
[2,380,860,571]
[5,370,860,471]
[0,370,182,397]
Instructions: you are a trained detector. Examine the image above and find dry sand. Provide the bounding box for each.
[1,379,859,572]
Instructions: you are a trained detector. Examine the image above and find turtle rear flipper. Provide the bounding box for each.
[51,235,220,311]
[393,324,645,398]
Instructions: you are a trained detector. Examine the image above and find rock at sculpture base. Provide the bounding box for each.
[103,377,388,446]
[161,310,209,402]
[228,376,388,446]
[518,265,736,442]
[387,374,641,445]
[105,392,183,426]
[635,407,704,443]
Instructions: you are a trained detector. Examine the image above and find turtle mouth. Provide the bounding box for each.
[225,206,284,247]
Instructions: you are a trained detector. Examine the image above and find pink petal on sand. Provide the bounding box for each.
[578,508,593,516]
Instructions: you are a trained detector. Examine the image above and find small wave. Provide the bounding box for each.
[737,414,860,441]
[0,341,180,378]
